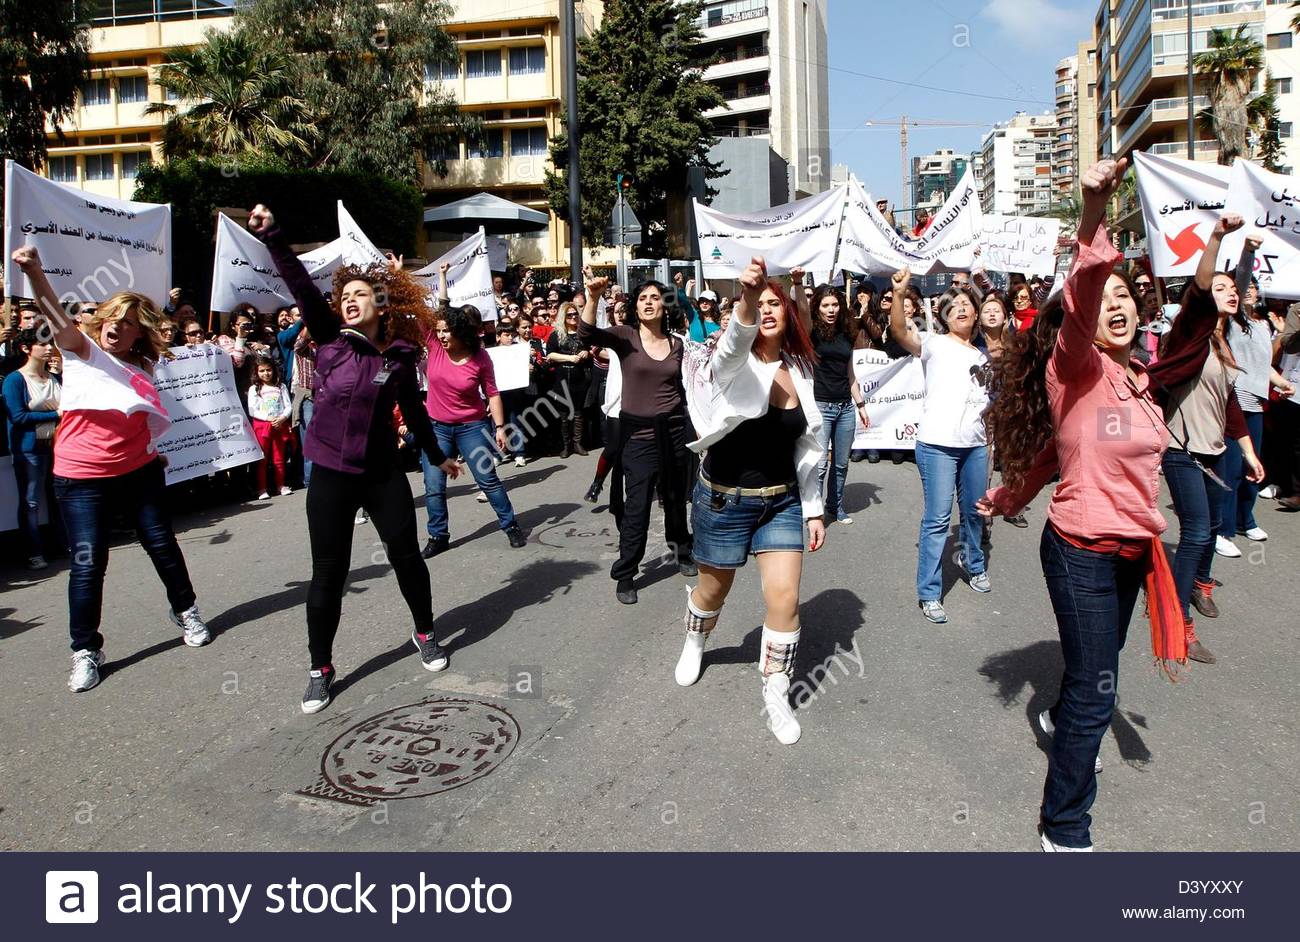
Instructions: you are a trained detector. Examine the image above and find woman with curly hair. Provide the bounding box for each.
[248,205,462,714]
[977,159,1211,850]
[419,265,526,557]
[9,247,212,694]
[809,284,869,525]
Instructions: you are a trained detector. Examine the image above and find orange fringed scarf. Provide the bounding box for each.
[1052,525,1188,681]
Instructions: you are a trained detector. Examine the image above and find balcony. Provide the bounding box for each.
[1147,139,1220,158]
[696,11,768,43]
[1115,94,1209,155]
[703,51,770,82]
[1151,0,1263,22]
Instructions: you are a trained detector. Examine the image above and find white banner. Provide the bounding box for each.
[154,344,263,485]
[1133,151,1231,278]
[1221,159,1300,299]
[209,215,347,312]
[837,181,924,275]
[852,350,924,451]
[979,214,1061,276]
[695,186,846,279]
[336,201,387,266]
[3,159,172,304]
[486,342,529,391]
[907,166,984,272]
[413,229,498,321]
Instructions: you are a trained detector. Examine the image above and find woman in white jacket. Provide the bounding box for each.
[676,256,826,745]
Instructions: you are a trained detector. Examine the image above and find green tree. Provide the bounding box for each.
[545,0,725,256]
[0,0,91,198]
[1194,25,1264,165]
[145,29,317,163]
[237,0,474,183]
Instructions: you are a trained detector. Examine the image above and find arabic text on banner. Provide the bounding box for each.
[153,345,263,485]
[851,349,924,451]
[1133,151,1231,278]
[3,159,172,304]
[1221,159,1300,299]
[694,186,846,279]
[413,230,499,321]
[979,215,1060,277]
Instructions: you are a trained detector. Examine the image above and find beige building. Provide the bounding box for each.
[978,111,1059,216]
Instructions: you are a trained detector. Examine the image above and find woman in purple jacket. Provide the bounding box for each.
[249,205,461,714]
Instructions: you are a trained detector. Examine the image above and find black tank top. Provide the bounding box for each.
[703,405,804,488]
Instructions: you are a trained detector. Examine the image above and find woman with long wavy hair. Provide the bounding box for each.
[809,285,869,525]
[248,205,461,714]
[977,159,1214,850]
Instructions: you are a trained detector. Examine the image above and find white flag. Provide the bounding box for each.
[336,200,387,266]
[1133,151,1230,277]
[695,186,846,279]
[413,229,498,320]
[1221,159,1300,299]
[3,159,172,304]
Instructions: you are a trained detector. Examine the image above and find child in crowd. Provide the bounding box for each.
[246,356,293,500]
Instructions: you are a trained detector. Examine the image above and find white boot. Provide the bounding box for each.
[762,672,801,745]
[675,586,720,687]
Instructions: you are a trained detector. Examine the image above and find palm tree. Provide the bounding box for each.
[145,28,317,162]
[1193,25,1264,165]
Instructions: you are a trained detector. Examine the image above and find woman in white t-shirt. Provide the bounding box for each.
[888,269,992,624]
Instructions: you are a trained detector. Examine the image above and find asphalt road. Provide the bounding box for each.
[1,454,1297,852]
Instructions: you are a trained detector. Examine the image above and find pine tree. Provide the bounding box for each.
[237,0,474,183]
[0,1,91,198]
[545,0,725,257]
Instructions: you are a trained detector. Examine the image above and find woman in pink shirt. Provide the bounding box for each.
[978,160,1201,851]
[419,264,526,558]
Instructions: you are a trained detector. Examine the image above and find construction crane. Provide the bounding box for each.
[862,116,990,220]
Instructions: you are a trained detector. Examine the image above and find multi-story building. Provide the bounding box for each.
[1076,41,1100,173]
[1054,55,1080,197]
[977,112,1058,216]
[1265,0,1299,174]
[689,0,831,203]
[910,148,969,219]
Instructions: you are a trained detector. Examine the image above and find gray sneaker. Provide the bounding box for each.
[957,551,991,593]
[1039,709,1102,773]
[69,649,106,692]
[919,599,947,624]
[301,668,334,714]
[169,604,211,647]
[411,631,449,672]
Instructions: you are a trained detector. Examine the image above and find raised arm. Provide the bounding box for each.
[247,205,339,346]
[8,246,89,359]
[788,266,813,338]
[577,274,628,353]
[887,268,922,358]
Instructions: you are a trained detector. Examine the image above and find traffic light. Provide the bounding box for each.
[616,173,632,195]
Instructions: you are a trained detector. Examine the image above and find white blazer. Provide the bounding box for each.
[687,316,826,519]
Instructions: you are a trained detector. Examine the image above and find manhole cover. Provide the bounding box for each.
[298,698,520,806]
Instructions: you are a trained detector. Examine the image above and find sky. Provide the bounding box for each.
[827,0,1096,213]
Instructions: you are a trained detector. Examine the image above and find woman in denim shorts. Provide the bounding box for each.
[677,256,827,745]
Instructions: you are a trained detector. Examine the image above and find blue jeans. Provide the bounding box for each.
[1162,448,1224,616]
[691,479,804,568]
[816,400,856,519]
[1219,409,1264,537]
[421,418,517,539]
[12,449,51,556]
[1039,524,1142,848]
[300,396,314,487]
[914,441,988,601]
[54,459,197,653]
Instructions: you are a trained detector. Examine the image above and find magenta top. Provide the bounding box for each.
[425,339,499,424]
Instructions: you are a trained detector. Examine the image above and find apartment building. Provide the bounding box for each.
[1054,56,1080,197]
[977,112,1059,216]
[1076,41,1100,172]
[910,148,970,219]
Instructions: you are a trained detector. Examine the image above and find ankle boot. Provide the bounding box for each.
[572,414,589,456]
[758,625,801,744]
[560,419,573,459]
[675,586,721,687]
[1185,618,1216,664]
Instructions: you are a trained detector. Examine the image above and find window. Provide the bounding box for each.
[429,139,459,162]
[121,151,152,179]
[47,156,77,183]
[84,154,114,181]
[1277,77,1293,94]
[508,46,545,75]
[468,129,504,158]
[425,58,459,82]
[81,79,111,106]
[121,131,151,143]
[119,75,149,104]
[510,126,548,157]
[1268,32,1293,50]
[465,49,503,78]
[1281,122,1294,139]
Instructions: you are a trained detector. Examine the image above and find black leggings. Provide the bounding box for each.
[305,463,433,669]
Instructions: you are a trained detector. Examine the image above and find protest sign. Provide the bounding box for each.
[908,166,984,272]
[837,180,924,275]
[3,159,172,304]
[209,215,345,312]
[979,215,1060,276]
[852,349,924,451]
[695,186,846,279]
[487,342,530,392]
[413,229,498,320]
[1221,158,1300,298]
[336,201,387,266]
[1133,151,1231,278]
[153,345,263,485]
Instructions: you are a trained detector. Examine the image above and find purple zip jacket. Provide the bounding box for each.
[257,224,446,475]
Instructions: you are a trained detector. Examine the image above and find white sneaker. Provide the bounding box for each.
[1244,526,1268,542]
[675,632,707,687]
[69,649,106,692]
[1039,709,1102,773]
[1039,828,1093,852]
[514,456,527,468]
[170,604,211,647]
[762,673,801,745]
[476,491,490,503]
[258,492,270,501]
[1259,485,1278,500]
[279,486,293,496]
[1215,535,1242,558]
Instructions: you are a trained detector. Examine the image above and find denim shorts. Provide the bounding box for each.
[690,478,805,569]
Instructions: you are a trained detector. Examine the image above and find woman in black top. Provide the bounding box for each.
[810,286,869,523]
[545,302,592,458]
